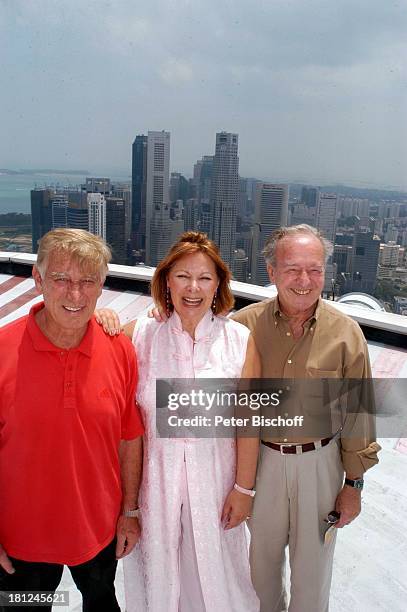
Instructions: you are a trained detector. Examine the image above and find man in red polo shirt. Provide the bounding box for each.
[0,229,144,612]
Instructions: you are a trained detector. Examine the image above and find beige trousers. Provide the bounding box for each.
[249,440,344,612]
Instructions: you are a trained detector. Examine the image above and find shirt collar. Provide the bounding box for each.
[26,302,94,356]
[168,308,215,341]
[273,296,321,326]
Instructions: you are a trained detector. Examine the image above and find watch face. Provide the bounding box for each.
[355,480,364,489]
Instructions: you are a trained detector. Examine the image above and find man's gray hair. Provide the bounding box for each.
[36,228,112,281]
[262,224,333,266]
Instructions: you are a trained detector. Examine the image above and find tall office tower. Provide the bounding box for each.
[316,193,338,244]
[131,135,148,251]
[238,178,248,219]
[149,203,183,266]
[67,205,89,230]
[170,172,190,204]
[193,155,214,236]
[233,249,248,282]
[316,192,338,292]
[106,197,127,264]
[84,178,110,194]
[112,183,132,244]
[51,195,68,229]
[210,132,239,267]
[251,183,289,286]
[333,244,353,275]
[347,230,380,294]
[31,188,53,253]
[145,131,171,265]
[88,193,106,240]
[290,203,316,227]
[301,186,320,208]
[184,198,199,232]
[385,226,398,243]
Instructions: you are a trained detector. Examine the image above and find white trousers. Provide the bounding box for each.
[178,460,206,612]
[249,440,344,612]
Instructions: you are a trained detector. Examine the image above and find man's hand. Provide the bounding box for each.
[95,308,121,335]
[334,485,361,528]
[221,489,253,530]
[115,515,141,559]
[0,543,15,574]
[147,307,167,322]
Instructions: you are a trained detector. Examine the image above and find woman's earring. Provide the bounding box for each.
[211,291,217,321]
[166,287,171,318]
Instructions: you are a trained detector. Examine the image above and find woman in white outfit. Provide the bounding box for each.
[98,232,260,611]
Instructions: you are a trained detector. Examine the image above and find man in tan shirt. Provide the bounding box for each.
[233,224,380,612]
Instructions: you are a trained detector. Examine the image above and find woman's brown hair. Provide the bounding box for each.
[151,231,234,315]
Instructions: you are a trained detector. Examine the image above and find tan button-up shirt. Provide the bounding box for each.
[233,297,380,476]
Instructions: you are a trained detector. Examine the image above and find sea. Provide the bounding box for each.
[0,171,131,214]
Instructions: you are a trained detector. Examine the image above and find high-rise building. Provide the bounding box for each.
[84,178,110,195]
[193,155,214,235]
[51,195,68,229]
[184,198,199,232]
[301,186,320,208]
[170,172,190,204]
[88,193,106,240]
[131,131,170,264]
[67,205,88,231]
[131,135,148,251]
[31,188,53,253]
[112,183,131,245]
[251,183,289,285]
[210,132,239,268]
[316,193,338,244]
[347,230,380,294]
[149,202,184,266]
[106,197,127,265]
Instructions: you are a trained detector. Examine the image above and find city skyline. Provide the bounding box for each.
[1,1,406,190]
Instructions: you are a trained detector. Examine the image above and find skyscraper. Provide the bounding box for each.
[106,197,127,265]
[193,155,214,236]
[251,183,289,285]
[131,131,170,265]
[31,188,53,253]
[347,230,381,294]
[316,193,338,244]
[131,135,148,251]
[301,186,320,208]
[88,193,106,240]
[145,131,171,265]
[210,132,239,268]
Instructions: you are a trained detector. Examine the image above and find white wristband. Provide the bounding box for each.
[234,483,256,497]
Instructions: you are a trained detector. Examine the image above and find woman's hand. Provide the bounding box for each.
[221,488,253,530]
[95,308,121,335]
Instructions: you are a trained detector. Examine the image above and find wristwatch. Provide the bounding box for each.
[344,477,364,490]
[123,508,140,518]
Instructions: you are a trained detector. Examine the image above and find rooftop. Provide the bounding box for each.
[0,252,406,612]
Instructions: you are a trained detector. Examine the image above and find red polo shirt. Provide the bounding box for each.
[0,302,144,565]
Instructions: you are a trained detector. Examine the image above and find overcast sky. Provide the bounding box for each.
[1,0,406,189]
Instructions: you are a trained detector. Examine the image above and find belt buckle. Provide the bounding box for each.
[280,444,293,455]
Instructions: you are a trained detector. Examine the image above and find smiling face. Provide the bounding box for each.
[166,252,219,326]
[267,234,325,316]
[32,252,103,345]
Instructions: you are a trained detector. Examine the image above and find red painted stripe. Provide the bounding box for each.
[0,287,40,319]
[0,276,27,295]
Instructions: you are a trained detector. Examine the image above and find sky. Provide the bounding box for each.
[1,0,406,189]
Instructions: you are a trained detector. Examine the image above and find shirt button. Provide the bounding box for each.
[286,332,291,336]
[310,327,314,332]
[287,359,292,364]
[284,438,288,442]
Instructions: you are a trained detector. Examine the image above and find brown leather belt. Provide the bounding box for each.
[261,437,332,455]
